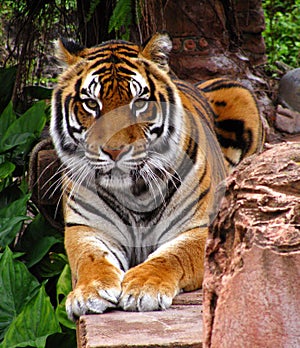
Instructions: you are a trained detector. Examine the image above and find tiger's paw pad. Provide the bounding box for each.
[66,283,122,321]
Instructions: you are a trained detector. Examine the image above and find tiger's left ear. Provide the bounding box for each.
[141,32,172,72]
[55,38,85,66]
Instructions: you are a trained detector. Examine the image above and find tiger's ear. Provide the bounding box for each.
[141,32,172,72]
[55,38,85,66]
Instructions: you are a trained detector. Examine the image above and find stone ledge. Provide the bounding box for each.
[77,290,203,348]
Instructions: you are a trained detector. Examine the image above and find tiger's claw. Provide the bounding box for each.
[66,283,122,321]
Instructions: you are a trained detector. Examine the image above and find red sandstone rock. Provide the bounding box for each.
[203,142,300,348]
[77,290,203,348]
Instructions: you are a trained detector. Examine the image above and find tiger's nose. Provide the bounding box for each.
[102,145,129,161]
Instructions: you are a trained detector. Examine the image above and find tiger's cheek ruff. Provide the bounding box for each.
[51,89,80,158]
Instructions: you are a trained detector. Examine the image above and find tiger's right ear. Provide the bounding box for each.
[55,38,85,66]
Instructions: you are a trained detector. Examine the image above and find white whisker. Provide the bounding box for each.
[141,162,167,208]
[147,150,191,192]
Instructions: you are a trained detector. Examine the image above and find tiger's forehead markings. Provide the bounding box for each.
[80,73,101,99]
[130,72,149,98]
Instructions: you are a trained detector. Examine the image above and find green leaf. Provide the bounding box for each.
[56,264,76,330]
[108,0,132,39]
[0,247,40,341]
[45,331,77,348]
[0,285,61,348]
[35,253,68,279]
[0,184,25,210]
[0,216,29,248]
[0,101,47,154]
[0,161,15,180]
[16,214,63,268]
[0,194,31,247]
[0,102,16,144]
[0,67,17,115]
[23,86,53,100]
[0,193,30,218]
[56,264,72,300]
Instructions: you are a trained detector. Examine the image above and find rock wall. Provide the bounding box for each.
[203,142,300,347]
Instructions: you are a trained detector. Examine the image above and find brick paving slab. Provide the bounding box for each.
[77,290,202,348]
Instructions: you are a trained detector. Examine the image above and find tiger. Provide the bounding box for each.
[50,32,264,321]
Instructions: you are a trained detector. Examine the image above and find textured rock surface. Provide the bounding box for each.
[275,104,300,134]
[203,142,300,348]
[279,68,300,113]
[276,69,300,134]
[78,290,203,348]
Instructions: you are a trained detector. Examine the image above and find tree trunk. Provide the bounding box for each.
[203,142,300,347]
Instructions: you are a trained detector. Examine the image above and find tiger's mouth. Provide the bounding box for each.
[94,164,149,193]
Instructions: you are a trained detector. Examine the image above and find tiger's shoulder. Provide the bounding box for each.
[196,77,265,168]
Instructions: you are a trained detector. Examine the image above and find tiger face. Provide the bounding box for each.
[51,34,184,190]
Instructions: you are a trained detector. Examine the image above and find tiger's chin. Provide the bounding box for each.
[95,167,148,194]
[95,168,131,188]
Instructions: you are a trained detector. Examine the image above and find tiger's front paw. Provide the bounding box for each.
[119,264,179,312]
[66,280,122,321]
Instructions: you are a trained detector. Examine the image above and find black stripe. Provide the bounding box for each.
[119,57,139,70]
[53,89,64,142]
[64,94,79,144]
[214,101,227,107]
[158,91,168,131]
[65,222,87,227]
[65,184,122,229]
[215,119,250,154]
[166,86,175,105]
[65,223,127,272]
[117,66,135,76]
[224,155,237,167]
[99,239,127,272]
[74,77,82,95]
[87,47,138,64]
[150,125,164,138]
[95,180,132,227]
[194,103,215,132]
[92,66,108,76]
[157,186,210,244]
[198,80,243,93]
[90,57,110,69]
[92,42,137,51]
[66,200,87,219]
[145,72,156,100]
[87,53,109,62]
[53,92,79,153]
[217,119,244,132]
[185,128,198,164]
[100,79,114,97]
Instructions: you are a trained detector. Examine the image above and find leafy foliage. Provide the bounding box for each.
[109,0,133,40]
[0,249,61,348]
[0,69,75,347]
[86,0,102,23]
[108,0,142,40]
[0,67,17,114]
[263,0,300,69]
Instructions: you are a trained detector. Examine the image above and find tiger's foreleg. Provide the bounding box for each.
[119,227,207,311]
[64,225,125,321]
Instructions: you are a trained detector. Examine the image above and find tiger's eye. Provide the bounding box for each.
[84,99,98,110]
[134,99,148,109]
